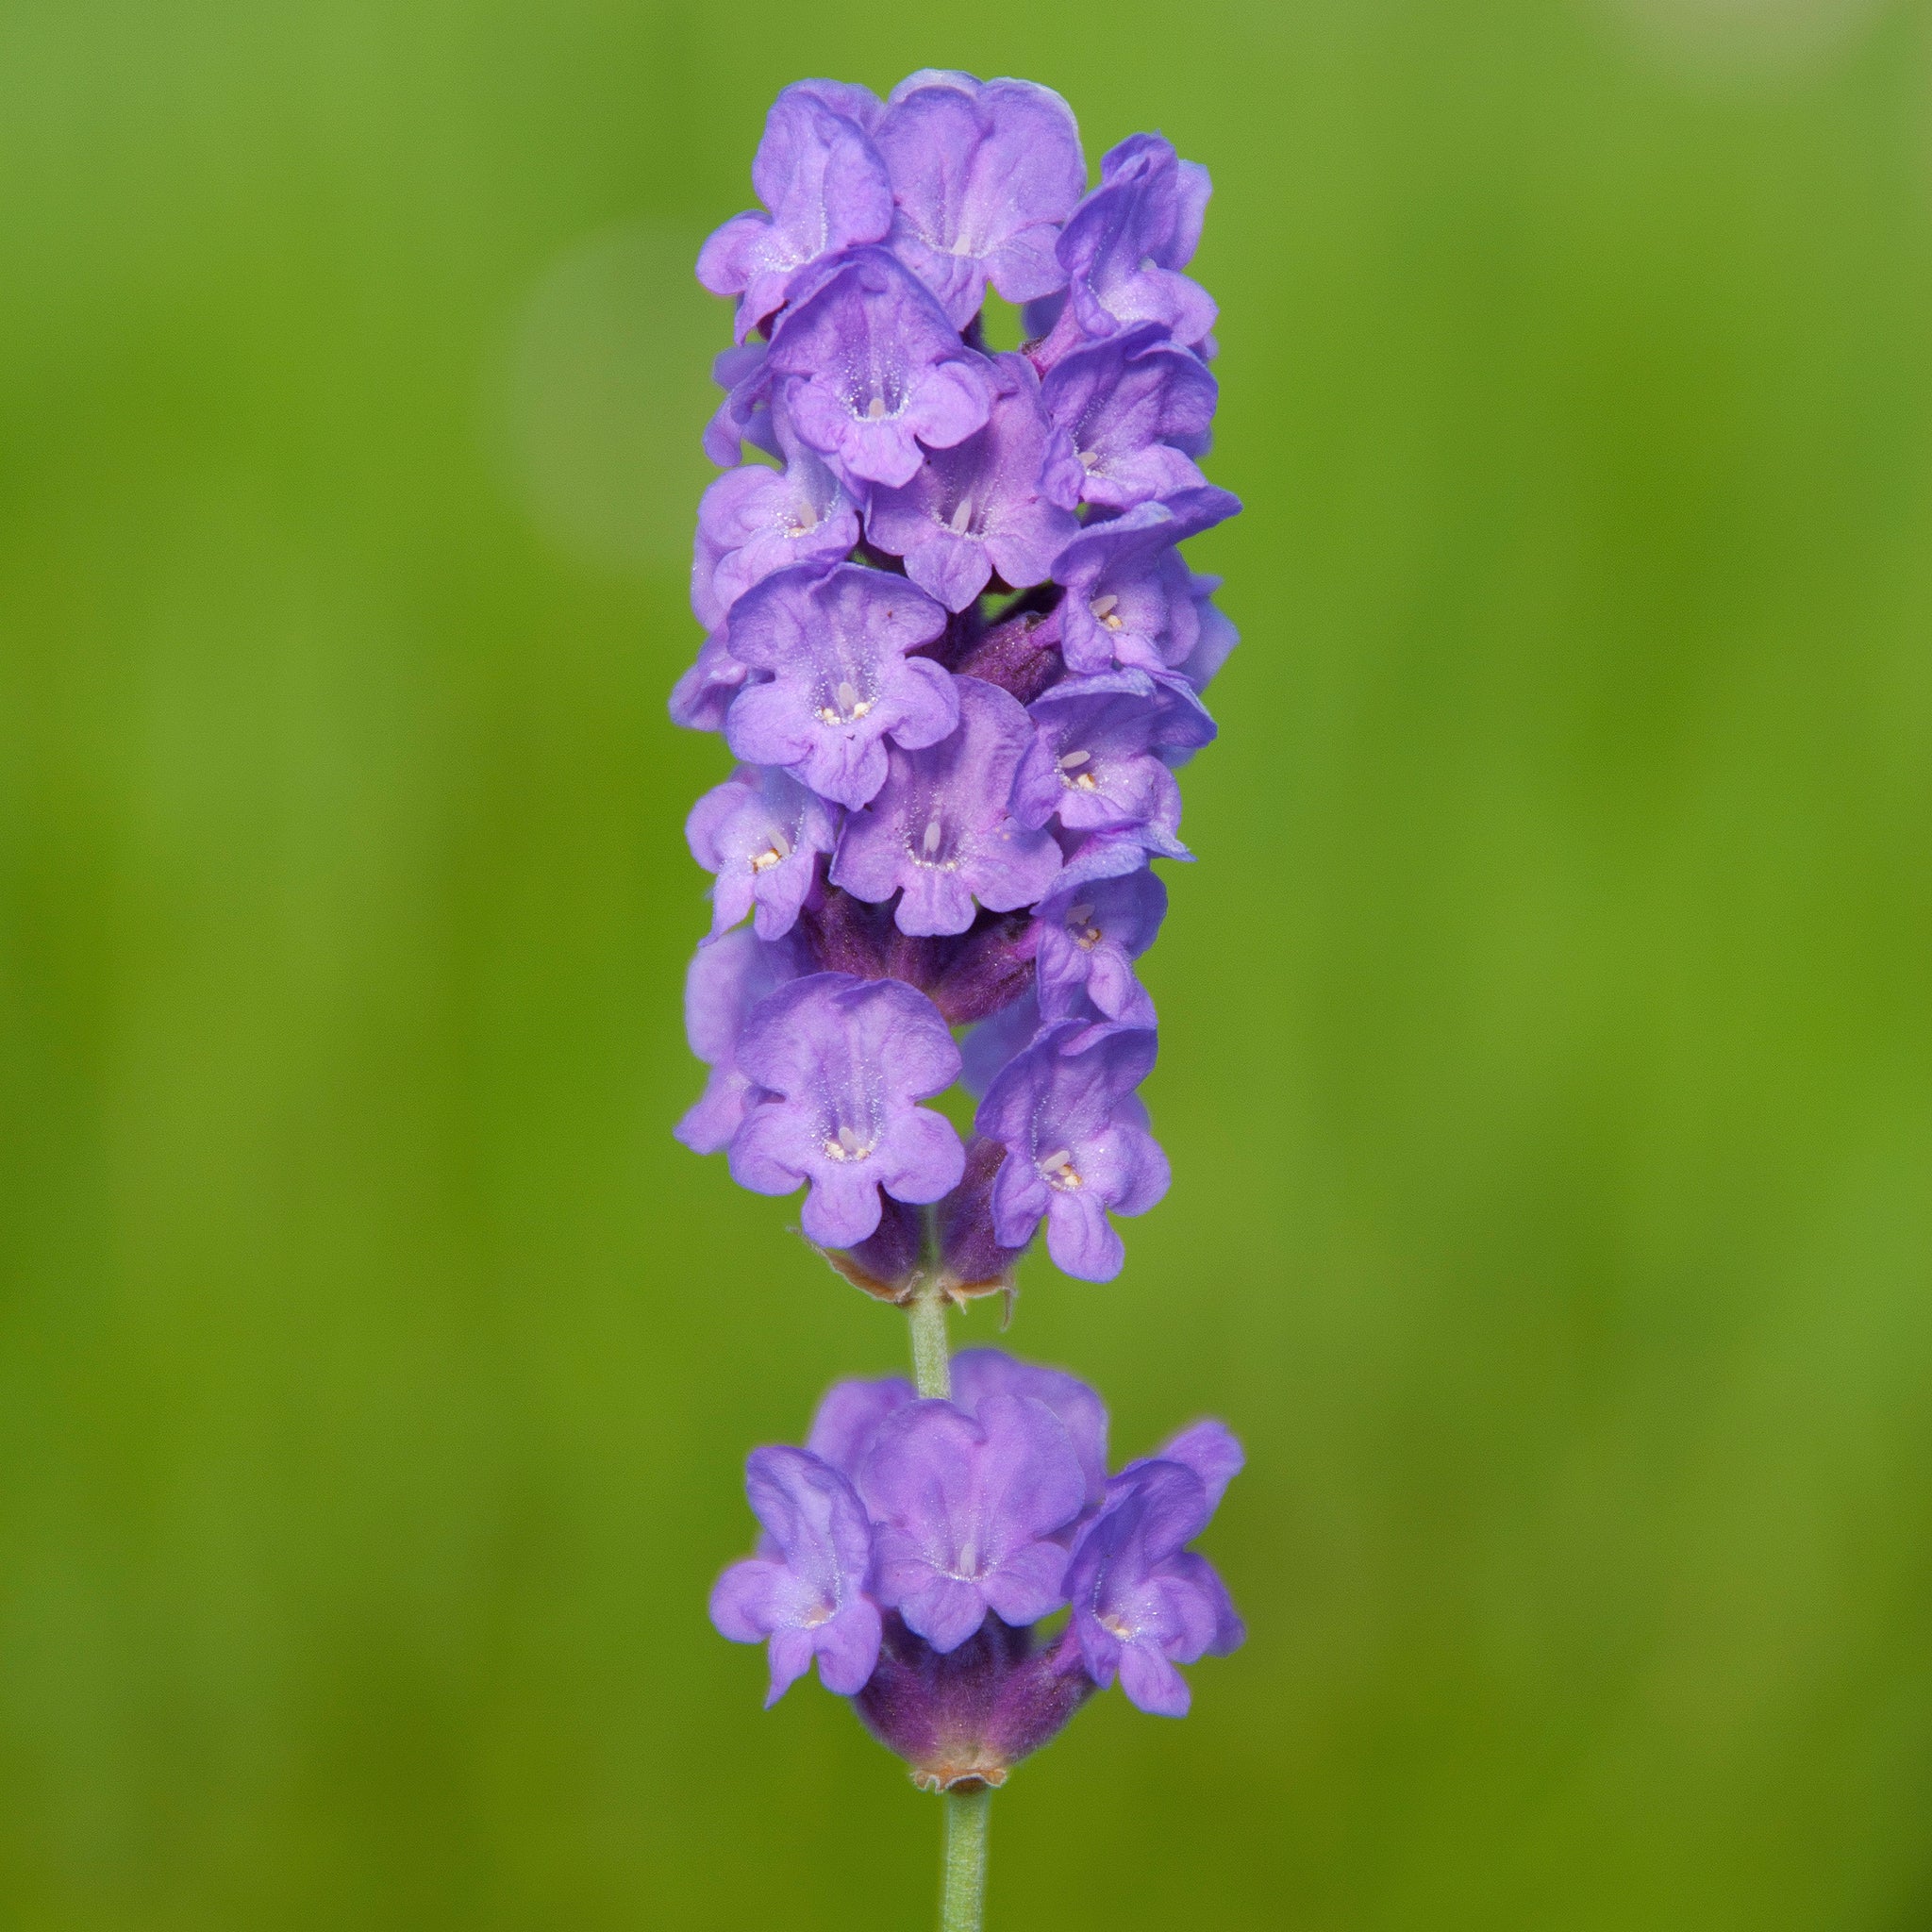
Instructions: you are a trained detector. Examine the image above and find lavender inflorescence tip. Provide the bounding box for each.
[676,68,1244,1791]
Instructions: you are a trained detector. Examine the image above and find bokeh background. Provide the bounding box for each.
[4,0,1930,1925]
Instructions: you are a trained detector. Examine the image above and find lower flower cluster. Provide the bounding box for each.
[710,1349,1243,1788]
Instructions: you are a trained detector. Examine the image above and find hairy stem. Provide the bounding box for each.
[940,1784,991,1932]
[908,1284,951,1399]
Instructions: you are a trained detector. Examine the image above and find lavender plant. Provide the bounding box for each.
[674,70,1244,1929]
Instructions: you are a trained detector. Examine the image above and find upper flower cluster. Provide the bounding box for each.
[674,71,1240,1290]
[710,1348,1244,1787]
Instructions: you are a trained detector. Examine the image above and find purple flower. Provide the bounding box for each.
[857,1392,1086,1651]
[696,88,894,343]
[873,73,1086,329]
[768,249,996,489]
[691,424,860,632]
[1174,577,1239,694]
[1035,869,1166,1028]
[806,1374,916,1478]
[1013,671,1215,847]
[950,1348,1110,1508]
[674,925,802,1154]
[1054,487,1242,675]
[1065,1456,1243,1716]
[831,675,1062,936]
[865,353,1082,612]
[976,1020,1170,1281]
[669,629,758,733]
[1124,1418,1245,1511]
[959,986,1043,1098]
[1041,322,1218,510]
[723,563,957,809]
[709,1446,883,1704]
[703,344,777,468]
[727,972,965,1246]
[686,765,841,940]
[1053,134,1217,353]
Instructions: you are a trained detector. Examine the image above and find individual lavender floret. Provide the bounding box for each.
[703,343,777,468]
[728,972,966,1246]
[1034,869,1166,1028]
[670,629,758,734]
[865,354,1081,612]
[768,249,995,489]
[977,1020,1170,1281]
[1065,1456,1244,1716]
[831,675,1062,935]
[1123,1416,1245,1510]
[723,563,957,809]
[673,925,802,1154]
[857,1393,1086,1651]
[1174,575,1240,694]
[806,1374,915,1476]
[686,765,841,940]
[874,73,1086,329]
[1012,671,1216,851]
[696,87,893,343]
[950,1347,1110,1507]
[691,422,859,633]
[1040,322,1218,510]
[1050,133,1217,354]
[958,986,1045,1098]
[708,1446,883,1704]
[1054,486,1241,676]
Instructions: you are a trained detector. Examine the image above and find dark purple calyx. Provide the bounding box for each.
[854,1611,1094,1791]
[951,597,1068,705]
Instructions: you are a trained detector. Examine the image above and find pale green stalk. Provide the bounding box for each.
[940,1784,991,1932]
[906,1285,991,1928]
[908,1282,951,1399]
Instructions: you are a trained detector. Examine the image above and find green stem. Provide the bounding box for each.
[908,1285,950,1399]
[940,1785,991,1932]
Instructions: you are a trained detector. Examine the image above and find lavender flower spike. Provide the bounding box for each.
[1066,1456,1244,1716]
[858,1392,1087,1651]
[686,87,1249,1887]
[724,562,957,809]
[977,1020,1170,1281]
[696,87,893,343]
[769,248,995,488]
[874,73,1086,329]
[728,973,966,1247]
[832,675,1062,936]
[710,1445,883,1703]
[866,352,1082,612]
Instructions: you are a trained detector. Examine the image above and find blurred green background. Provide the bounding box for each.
[3,0,1930,1925]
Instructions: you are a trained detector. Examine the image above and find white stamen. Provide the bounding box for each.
[839,1124,864,1156]
[1039,1147,1074,1174]
[1058,748,1091,770]
[922,817,942,858]
[866,395,888,420]
[1090,594,1119,618]
[1067,904,1093,927]
[948,499,973,535]
[837,679,860,716]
